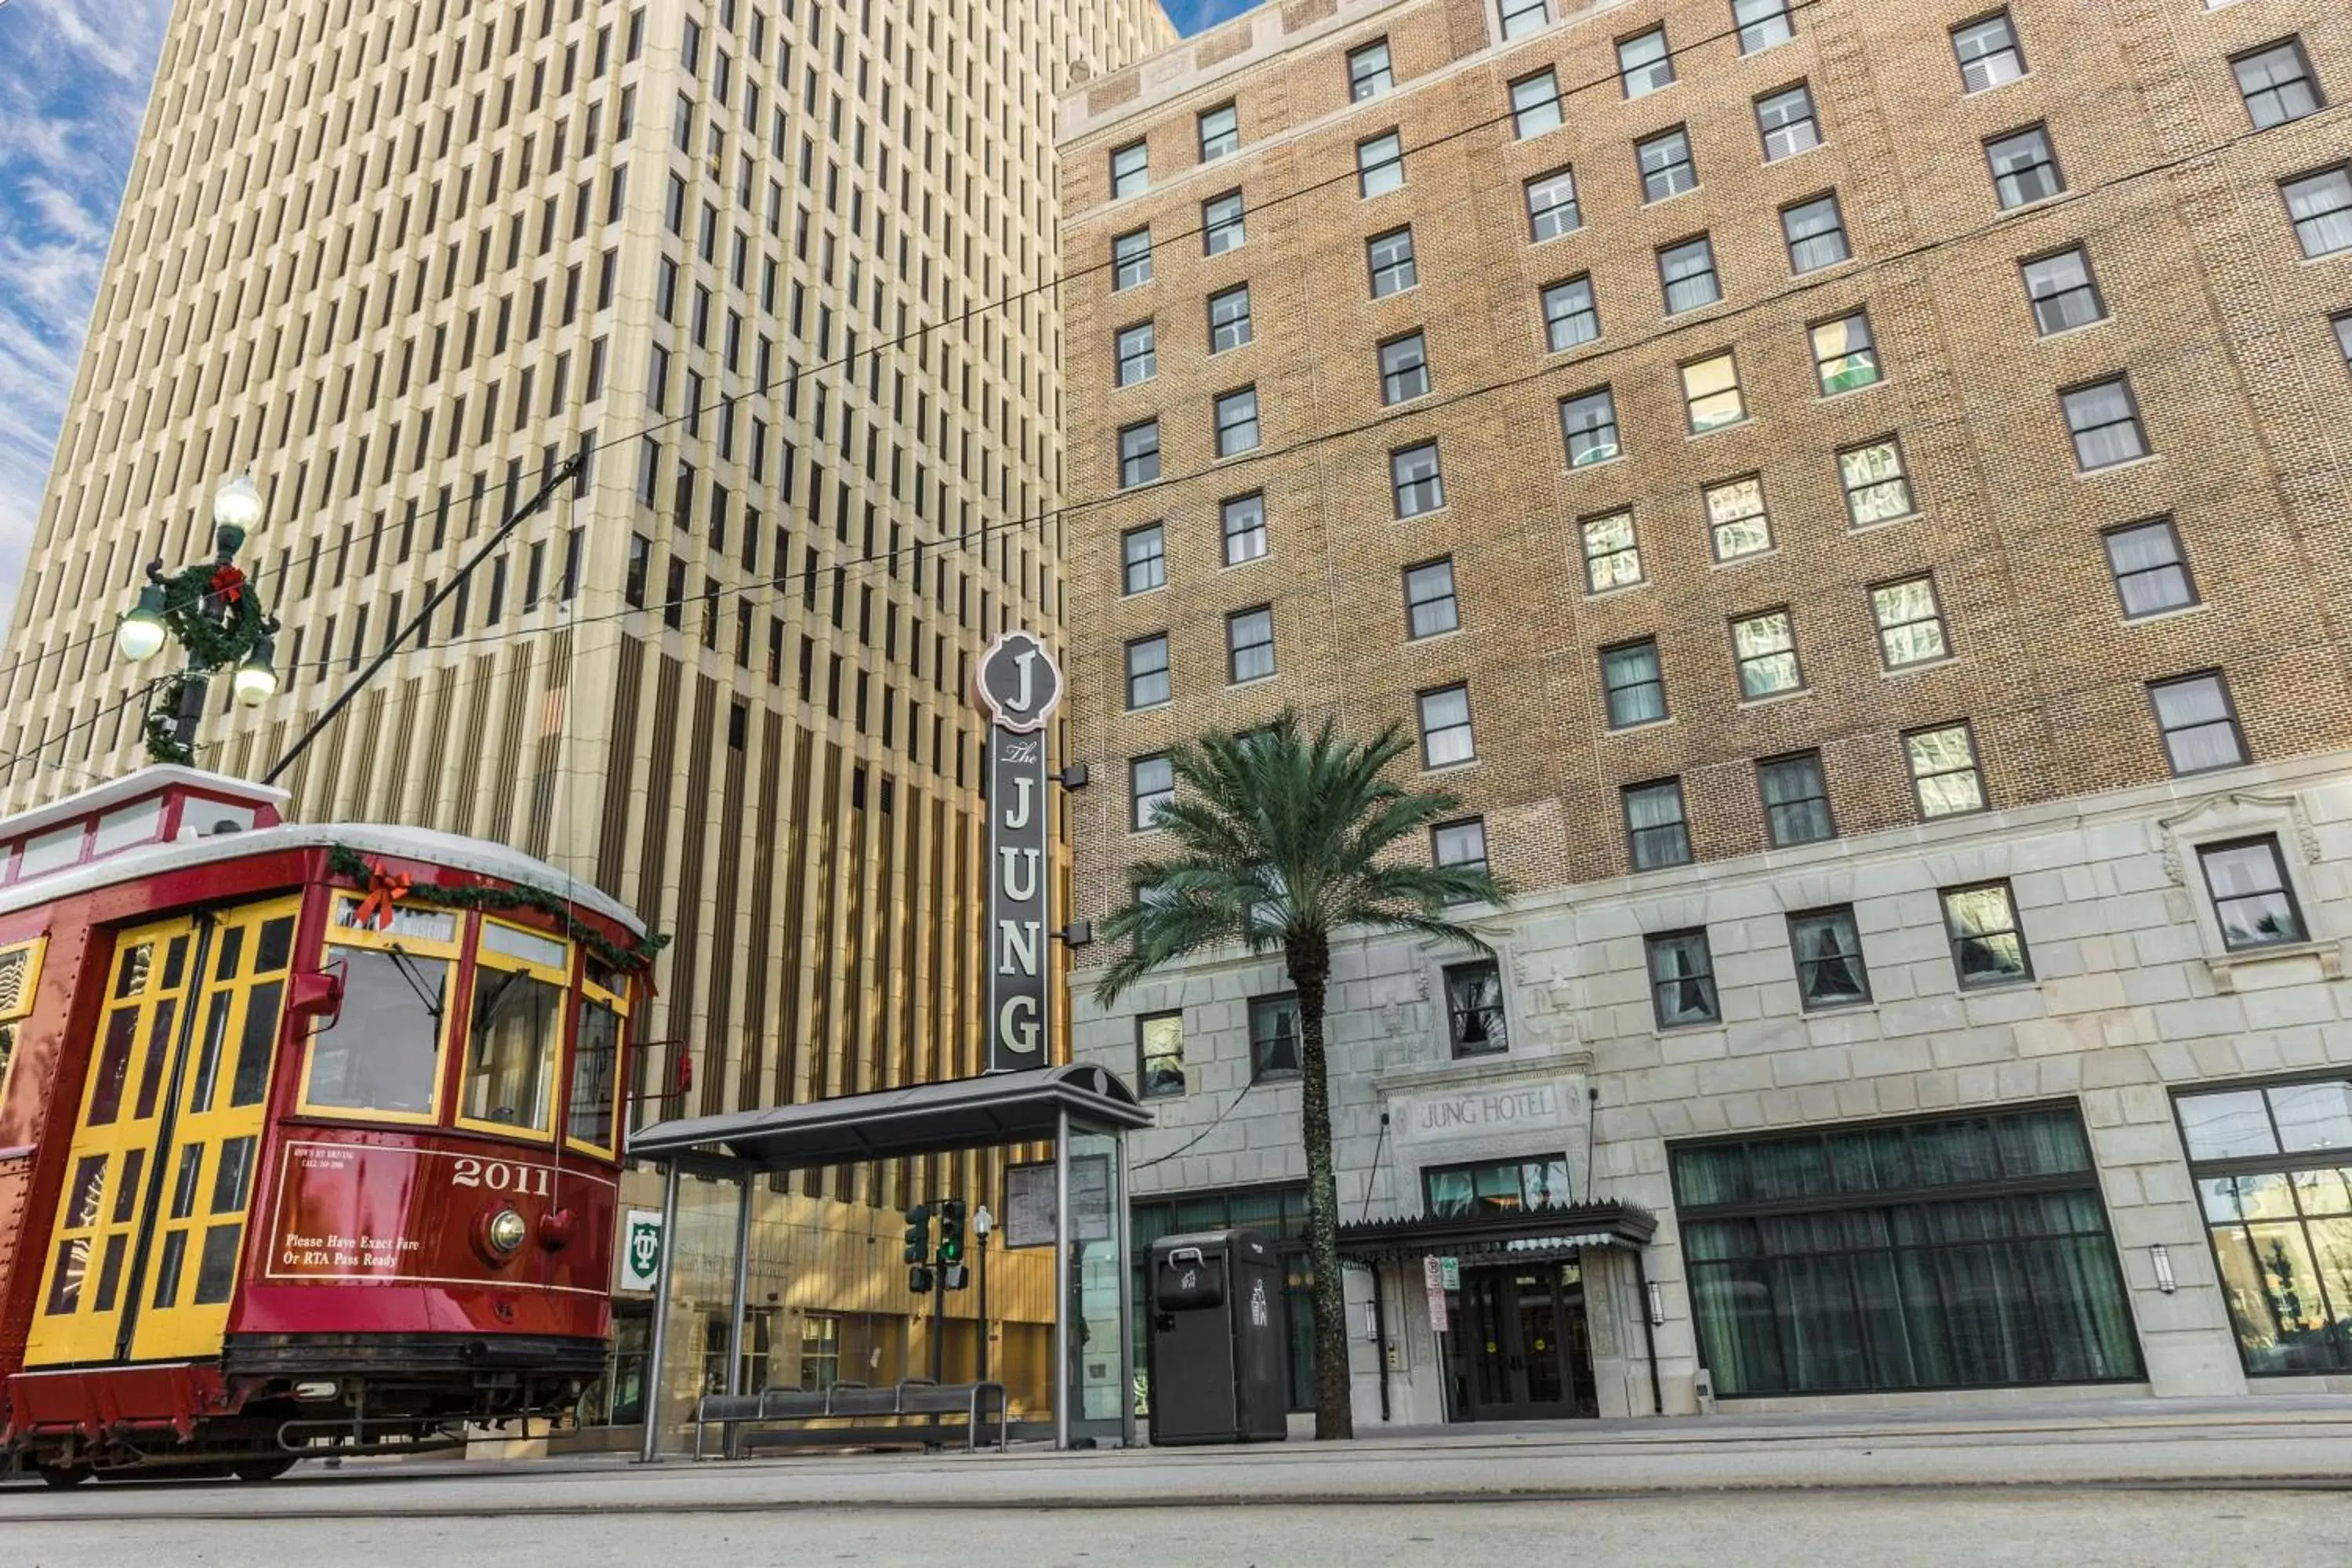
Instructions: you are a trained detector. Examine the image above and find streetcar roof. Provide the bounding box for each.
[0,767,641,935]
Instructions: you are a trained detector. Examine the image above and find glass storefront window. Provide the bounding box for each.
[1130,1185,1314,1412]
[1671,1106,2139,1395]
[2179,1076,2352,1374]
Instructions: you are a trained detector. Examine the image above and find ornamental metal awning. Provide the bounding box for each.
[1338,1200,1657,1265]
[629,1062,1152,1176]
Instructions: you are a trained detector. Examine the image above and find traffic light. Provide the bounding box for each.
[937,1198,967,1272]
[907,1263,935,1294]
[902,1202,931,1265]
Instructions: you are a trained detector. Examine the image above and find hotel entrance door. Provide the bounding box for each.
[1450,1258,1599,1420]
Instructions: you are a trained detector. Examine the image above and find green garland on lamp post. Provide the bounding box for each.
[118,473,283,766]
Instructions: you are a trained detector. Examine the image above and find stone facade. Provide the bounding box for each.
[1058,0,2352,1421]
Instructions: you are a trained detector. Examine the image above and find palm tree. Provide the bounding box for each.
[1094,710,1508,1439]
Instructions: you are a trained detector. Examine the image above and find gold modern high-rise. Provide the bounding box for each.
[1,0,1172,1438]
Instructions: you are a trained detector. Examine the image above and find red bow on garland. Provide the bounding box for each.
[353,859,412,930]
[208,563,246,605]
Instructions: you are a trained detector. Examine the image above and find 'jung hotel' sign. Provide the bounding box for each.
[973,630,1062,1074]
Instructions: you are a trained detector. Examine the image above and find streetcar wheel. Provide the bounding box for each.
[234,1457,298,1483]
[34,1462,92,1490]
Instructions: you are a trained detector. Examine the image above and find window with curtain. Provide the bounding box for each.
[1671,1106,2140,1395]
[2176,1076,2352,1374]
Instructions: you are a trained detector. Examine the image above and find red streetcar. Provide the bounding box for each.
[0,765,650,1486]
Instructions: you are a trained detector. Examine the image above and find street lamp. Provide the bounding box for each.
[118,471,282,765]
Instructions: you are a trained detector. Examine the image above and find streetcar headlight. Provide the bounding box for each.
[486,1209,528,1256]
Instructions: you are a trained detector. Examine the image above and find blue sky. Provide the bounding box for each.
[0,0,172,639]
[0,0,1242,641]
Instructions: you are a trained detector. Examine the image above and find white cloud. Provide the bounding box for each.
[0,0,172,638]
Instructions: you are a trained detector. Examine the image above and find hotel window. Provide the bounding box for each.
[2178,1074,2352,1375]
[1111,140,1149,198]
[2234,39,2322,129]
[1112,227,1153,290]
[1759,751,1833,846]
[1198,103,1239,162]
[1500,0,1551,42]
[1813,312,1880,394]
[1350,40,1394,101]
[1227,607,1276,684]
[1512,71,1564,140]
[1405,558,1460,639]
[1209,285,1254,353]
[1735,612,1802,699]
[1871,576,1947,667]
[1544,275,1600,350]
[1624,780,1692,869]
[1444,961,1508,1057]
[1659,236,1722,313]
[1125,634,1171,709]
[2021,246,2106,335]
[1223,493,1269,565]
[1602,640,1667,728]
[2151,672,2245,775]
[2199,837,2308,951]
[1839,438,1914,525]
[1203,191,1246,255]
[1358,131,1404,197]
[1555,389,1619,470]
[1137,1011,1185,1099]
[1392,443,1446,515]
[1380,333,1431,405]
[1789,907,1870,1008]
[2103,517,2197,618]
[1582,510,1641,592]
[1250,993,1302,1080]
[1639,129,1698,201]
[1701,477,1770,561]
[2062,377,2147,470]
[1526,167,1581,241]
[1131,754,1174,832]
[1944,881,2033,987]
[1122,523,1165,594]
[1907,724,1985,817]
[2336,312,2352,368]
[1735,0,1795,55]
[1214,387,1261,456]
[1783,194,1849,273]
[1618,27,1675,99]
[2283,168,2352,258]
[1418,684,1475,768]
[1952,11,2026,93]
[1368,227,1417,297]
[1682,354,1746,433]
[1987,125,2063,209]
[1756,85,1820,162]
[1115,322,1156,387]
[1432,817,1487,878]
[1648,931,1719,1028]
[1119,420,1160,487]
[1671,1106,2139,1395]
[1425,1156,1573,1218]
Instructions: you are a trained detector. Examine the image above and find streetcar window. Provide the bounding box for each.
[93,797,162,855]
[463,964,563,1134]
[18,822,85,877]
[303,946,449,1117]
[569,995,622,1152]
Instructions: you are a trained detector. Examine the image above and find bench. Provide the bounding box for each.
[692,1378,1009,1457]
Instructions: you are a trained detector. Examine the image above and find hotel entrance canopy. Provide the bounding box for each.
[1338,1198,1657,1265]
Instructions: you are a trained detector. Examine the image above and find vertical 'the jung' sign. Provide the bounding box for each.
[973,630,1063,1074]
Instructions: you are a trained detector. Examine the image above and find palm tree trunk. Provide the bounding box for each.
[1288,929,1353,1440]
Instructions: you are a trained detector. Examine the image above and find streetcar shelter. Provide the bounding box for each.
[627,1062,1152,1456]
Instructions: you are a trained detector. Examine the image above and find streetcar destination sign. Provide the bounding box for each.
[972,630,1063,1074]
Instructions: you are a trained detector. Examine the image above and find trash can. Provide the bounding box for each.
[1146,1229,1289,1445]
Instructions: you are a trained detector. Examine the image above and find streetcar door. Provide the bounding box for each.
[127,899,297,1362]
[23,916,202,1367]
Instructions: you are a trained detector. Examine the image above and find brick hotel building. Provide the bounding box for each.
[1060,0,2352,1421]
[1,0,1174,1439]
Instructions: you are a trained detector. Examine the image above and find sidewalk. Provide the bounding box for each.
[3,1396,2347,1520]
